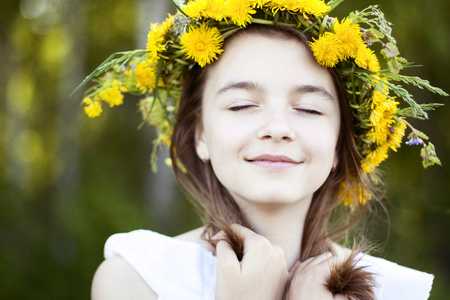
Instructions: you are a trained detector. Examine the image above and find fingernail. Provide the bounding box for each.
[205,242,216,254]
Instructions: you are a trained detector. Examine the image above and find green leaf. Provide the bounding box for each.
[417,131,429,140]
[397,103,444,119]
[150,139,162,173]
[386,59,401,75]
[396,56,408,64]
[327,0,345,13]
[354,72,429,119]
[381,73,449,97]
[71,49,147,97]
[420,142,442,168]
[381,43,399,59]
[368,28,384,39]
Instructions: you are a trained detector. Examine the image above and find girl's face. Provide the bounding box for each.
[196,33,340,208]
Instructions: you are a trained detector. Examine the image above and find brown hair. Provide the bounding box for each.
[170,24,377,298]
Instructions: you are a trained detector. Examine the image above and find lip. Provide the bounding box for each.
[246,154,301,169]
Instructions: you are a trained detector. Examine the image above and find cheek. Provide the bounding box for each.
[204,115,252,156]
[302,122,339,163]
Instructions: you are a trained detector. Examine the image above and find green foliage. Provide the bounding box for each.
[397,103,443,118]
[71,49,148,97]
[355,72,429,119]
[382,73,449,97]
[421,142,442,168]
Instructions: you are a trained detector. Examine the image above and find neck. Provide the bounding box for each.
[238,198,312,269]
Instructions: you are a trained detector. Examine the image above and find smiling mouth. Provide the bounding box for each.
[246,154,301,169]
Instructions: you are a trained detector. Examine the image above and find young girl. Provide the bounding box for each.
[77,0,445,299]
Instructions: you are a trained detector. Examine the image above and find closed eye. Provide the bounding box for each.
[295,108,323,115]
[228,105,256,112]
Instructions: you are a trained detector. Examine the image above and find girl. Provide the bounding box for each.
[77,0,445,299]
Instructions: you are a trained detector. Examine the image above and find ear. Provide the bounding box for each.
[195,124,210,163]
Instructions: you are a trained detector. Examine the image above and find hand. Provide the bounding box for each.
[286,252,346,300]
[212,224,289,300]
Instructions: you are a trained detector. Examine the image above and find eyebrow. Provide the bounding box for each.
[216,81,335,100]
[291,84,335,101]
[216,81,263,95]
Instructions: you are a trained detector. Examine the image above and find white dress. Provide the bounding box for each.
[104,230,434,300]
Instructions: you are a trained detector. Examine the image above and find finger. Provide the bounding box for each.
[226,224,270,251]
[296,252,332,274]
[215,239,241,274]
[205,242,216,254]
[296,252,331,272]
[210,230,227,244]
[288,260,301,281]
[210,224,251,246]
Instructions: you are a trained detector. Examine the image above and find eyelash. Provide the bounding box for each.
[228,106,323,115]
[295,108,323,115]
[228,105,255,111]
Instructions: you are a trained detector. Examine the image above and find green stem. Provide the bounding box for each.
[351,64,356,105]
[169,0,188,18]
[251,18,296,27]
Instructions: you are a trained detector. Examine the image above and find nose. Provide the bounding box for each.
[256,109,296,142]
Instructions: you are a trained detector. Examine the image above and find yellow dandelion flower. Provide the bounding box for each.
[135,60,158,91]
[369,76,389,97]
[310,32,344,67]
[370,90,387,108]
[367,127,389,146]
[183,0,208,19]
[339,181,371,207]
[146,23,167,62]
[250,0,269,9]
[225,0,256,27]
[294,0,330,17]
[99,80,124,107]
[205,0,226,21]
[368,55,381,72]
[161,14,175,35]
[355,43,380,72]
[387,120,407,151]
[361,144,389,173]
[158,127,173,147]
[180,23,224,67]
[370,98,397,126]
[269,0,300,13]
[334,18,362,59]
[368,98,397,145]
[124,69,133,77]
[83,98,102,118]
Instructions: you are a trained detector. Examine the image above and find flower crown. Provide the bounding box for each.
[74,0,446,207]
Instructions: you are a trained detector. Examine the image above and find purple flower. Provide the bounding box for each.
[406,137,423,146]
[367,39,373,46]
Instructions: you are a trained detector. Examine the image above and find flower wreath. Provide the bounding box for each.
[74,0,446,207]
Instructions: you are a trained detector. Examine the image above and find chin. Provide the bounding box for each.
[234,189,313,207]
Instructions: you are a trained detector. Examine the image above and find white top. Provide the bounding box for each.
[104,230,434,300]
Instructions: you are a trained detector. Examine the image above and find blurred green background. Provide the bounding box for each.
[0,0,448,299]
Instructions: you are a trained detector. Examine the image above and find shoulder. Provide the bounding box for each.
[357,254,434,300]
[330,244,434,299]
[175,227,206,245]
[91,255,158,300]
[98,228,217,299]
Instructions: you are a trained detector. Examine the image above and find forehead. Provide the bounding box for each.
[204,32,338,100]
